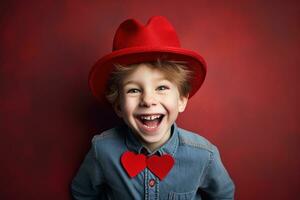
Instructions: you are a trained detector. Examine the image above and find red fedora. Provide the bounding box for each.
[88,16,207,102]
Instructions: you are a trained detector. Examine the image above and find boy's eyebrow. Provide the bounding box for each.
[123,80,138,86]
[123,77,169,86]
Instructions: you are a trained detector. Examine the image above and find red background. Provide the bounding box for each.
[0,0,299,199]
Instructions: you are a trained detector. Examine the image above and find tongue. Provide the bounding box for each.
[143,119,160,127]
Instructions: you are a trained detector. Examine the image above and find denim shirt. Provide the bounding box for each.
[71,124,235,200]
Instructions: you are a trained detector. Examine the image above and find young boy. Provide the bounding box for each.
[71,16,235,200]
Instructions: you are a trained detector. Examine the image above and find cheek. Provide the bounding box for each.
[161,96,180,112]
[121,97,138,114]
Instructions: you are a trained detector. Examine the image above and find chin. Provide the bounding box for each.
[140,134,164,143]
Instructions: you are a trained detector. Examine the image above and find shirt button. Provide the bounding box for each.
[148,179,156,187]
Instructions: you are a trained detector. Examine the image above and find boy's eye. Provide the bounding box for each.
[157,85,169,91]
[127,88,140,94]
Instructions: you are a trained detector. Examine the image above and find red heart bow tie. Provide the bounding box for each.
[121,151,175,180]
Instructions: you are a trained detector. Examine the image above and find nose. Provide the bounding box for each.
[139,91,157,107]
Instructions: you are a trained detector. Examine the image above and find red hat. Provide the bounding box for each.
[88,16,207,102]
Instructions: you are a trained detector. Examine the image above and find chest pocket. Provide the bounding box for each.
[168,190,197,200]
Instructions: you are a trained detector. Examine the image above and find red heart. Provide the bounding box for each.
[147,154,175,180]
[121,151,147,178]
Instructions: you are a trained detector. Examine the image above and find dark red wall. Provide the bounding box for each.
[1,0,299,199]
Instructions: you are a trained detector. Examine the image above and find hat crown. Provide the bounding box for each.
[113,16,181,51]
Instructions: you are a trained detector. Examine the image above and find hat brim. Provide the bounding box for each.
[88,46,207,103]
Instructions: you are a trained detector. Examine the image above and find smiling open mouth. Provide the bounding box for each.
[136,114,164,129]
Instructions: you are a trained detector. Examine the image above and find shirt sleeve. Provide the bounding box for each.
[71,137,107,200]
[199,145,235,200]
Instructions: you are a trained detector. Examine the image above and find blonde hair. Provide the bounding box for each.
[105,60,193,105]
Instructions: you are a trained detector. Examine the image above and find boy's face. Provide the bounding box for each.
[115,64,188,151]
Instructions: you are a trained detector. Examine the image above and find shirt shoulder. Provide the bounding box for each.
[177,127,215,153]
[90,126,127,160]
[91,126,125,147]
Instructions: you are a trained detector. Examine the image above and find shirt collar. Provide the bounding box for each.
[125,123,179,156]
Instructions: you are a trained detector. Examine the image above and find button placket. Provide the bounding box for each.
[145,168,159,200]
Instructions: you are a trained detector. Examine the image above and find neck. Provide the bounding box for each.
[142,127,172,152]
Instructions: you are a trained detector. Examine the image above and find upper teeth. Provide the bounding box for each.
[140,115,161,120]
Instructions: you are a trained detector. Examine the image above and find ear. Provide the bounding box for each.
[178,94,189,113]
